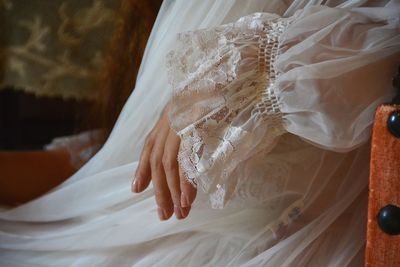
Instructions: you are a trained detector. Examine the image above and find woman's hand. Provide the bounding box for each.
[132,102,197,221]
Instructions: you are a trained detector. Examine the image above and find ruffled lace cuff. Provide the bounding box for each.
[166,13,290,208]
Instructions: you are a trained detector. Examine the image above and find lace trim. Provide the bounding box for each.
[167,15,291,208]
[253,19,287,123]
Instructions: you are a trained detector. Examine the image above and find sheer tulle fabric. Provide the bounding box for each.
[167,5,400,207]
[1,1,399,266]
[276,5,400,151]
[44,130,105,169]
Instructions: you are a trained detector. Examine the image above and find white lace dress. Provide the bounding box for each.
[0,1,399,266]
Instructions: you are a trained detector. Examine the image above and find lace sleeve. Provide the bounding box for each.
[166,6,400,209]
[166,13,290,208]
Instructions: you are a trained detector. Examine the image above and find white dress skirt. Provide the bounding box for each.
[1,1,399,266]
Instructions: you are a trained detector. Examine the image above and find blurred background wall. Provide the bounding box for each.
[0,0,163,205]
[0,0,120,149]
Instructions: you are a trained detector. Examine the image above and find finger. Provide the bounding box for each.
[180,164,197,208]
[133,129,156,193]
[133,111,167,193]
[163,129,188,219]
[152,170,174,221]
[150,125,174,221]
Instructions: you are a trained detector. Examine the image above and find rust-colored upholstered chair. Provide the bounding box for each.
[366,68,400,266]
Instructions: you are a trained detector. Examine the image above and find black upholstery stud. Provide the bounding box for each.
[387,111,400,138]
[377,204,400,235]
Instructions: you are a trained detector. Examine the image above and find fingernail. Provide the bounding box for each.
[158,207,167,220]
[131,179,136,192]
[133,176,143,193]
[181,192,190,207]
[181,207,190,218]
[174,205,183,220]
[132,179,139,193]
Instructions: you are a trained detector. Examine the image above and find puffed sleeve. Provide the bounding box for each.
[166,5,400,208]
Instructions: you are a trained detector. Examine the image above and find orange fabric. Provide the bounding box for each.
[0,150,75,206]
[366,105,400,266]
